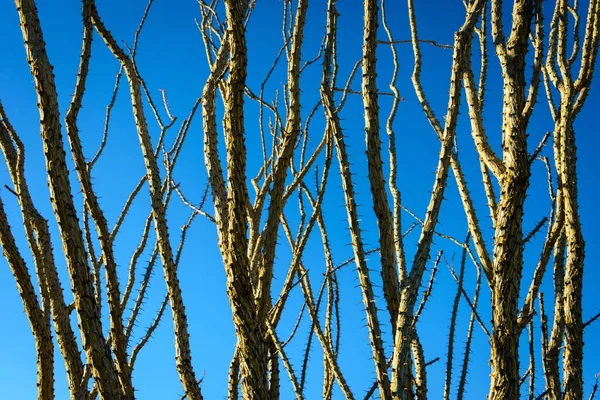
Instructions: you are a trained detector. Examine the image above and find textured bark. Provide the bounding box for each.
[202,40,230,245]
[445,235,469,400]
[201,7,271,396]
[14,0,121,397]
[0,196,54,400]
[0,104,86,399]
[221,2,270,398]
[268,340,280,399]
[487,1,534,398]
[411,336,427,400]
[489,175,529,400]
[559,117,585,400]
[543,232,566,400]
[362,0,399,333]
[227,347,240,400]
[65,2,133,396]
[541,0,599,397]
[322,257,336,400]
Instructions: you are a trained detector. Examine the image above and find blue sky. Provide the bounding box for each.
[0,0,599,399]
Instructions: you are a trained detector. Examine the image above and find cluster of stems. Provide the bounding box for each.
[1,0,598,399]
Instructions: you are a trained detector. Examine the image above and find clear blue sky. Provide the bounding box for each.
[0,0,598,399]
